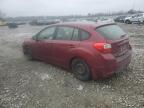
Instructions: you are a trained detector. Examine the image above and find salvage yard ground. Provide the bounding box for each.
[0,23,144,108]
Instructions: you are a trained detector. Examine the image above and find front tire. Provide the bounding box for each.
[125,20,131,24]
[23,47,34,60]
[71,59,91,81]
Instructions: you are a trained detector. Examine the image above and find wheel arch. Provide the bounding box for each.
[68,50,96,70]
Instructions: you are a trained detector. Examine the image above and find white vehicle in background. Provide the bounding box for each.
[124,13,144,24]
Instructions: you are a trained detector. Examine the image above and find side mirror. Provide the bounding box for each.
[32,35,38,41]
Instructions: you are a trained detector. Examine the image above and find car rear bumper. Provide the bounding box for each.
[91,50,132,80]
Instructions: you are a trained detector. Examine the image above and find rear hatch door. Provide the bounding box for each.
[96,24,131,58]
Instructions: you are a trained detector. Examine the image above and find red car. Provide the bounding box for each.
[23,21,132,81]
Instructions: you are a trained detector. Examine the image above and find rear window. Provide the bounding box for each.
[96,25,126,40]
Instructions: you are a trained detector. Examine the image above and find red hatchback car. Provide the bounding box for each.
[23,21,132,81]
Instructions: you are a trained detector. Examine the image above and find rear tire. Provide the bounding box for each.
[71,59,91,81]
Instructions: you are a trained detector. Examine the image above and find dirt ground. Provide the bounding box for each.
[0,23,144,108]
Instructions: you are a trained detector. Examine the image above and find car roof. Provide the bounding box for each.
[53,20,115,30]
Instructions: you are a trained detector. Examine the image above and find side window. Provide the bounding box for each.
[72,28,79,41]
[55,27,74,40]
[37,27,55,40]
[80,30,90,40]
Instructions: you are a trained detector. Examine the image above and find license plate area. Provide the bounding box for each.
[113,44,129,57]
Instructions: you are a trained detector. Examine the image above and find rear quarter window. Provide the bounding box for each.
[96,25,126,40]
[80,30,90,40]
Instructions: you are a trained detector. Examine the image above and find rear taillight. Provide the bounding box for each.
[94,43,112,53]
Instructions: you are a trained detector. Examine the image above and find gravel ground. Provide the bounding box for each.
[0,23,144,108]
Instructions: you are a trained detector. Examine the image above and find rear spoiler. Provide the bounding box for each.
[95,23,116,29]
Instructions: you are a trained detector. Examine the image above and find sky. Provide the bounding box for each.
[0,0,144,17]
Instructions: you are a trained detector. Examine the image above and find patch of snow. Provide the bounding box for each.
[77,85,84,91]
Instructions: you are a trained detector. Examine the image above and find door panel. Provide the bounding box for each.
[51,40,80,66]
[30,26,56,61]
[51,26,80,66]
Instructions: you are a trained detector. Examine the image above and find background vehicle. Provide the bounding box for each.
[125,13,144,24]
[29,20,59,26]
[114,15,127,23]
[8,23,18,28]
[0,18,7,26]
[23,21,132,81]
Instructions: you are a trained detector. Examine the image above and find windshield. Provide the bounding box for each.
[96,24,126,40]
